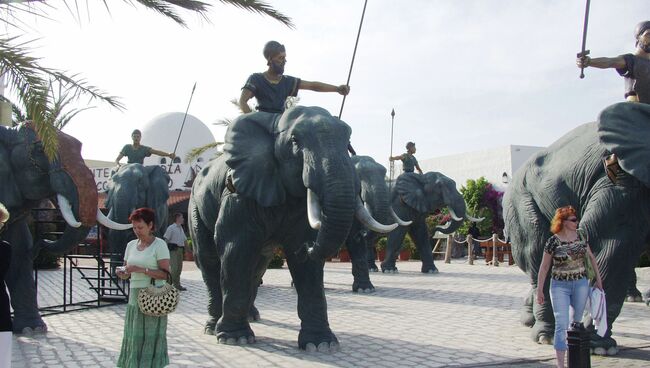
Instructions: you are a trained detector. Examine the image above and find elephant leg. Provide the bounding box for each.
[366,234,379,272]
[409,221,437,274]
[530,279,554,345]
[214,196,263,345]
[4,222,48,333]
[589,238,641,355]
[625,269,643,303]
[285,249,338,351]
[347,223,374,293]
[248,245,275,322]
[381,226,407,273]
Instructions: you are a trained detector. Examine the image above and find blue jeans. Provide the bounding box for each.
[549,277,589,351]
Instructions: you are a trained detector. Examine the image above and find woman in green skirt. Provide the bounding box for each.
[116,207,171,367]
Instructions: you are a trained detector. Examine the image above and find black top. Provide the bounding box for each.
[616,54,650,103]
[242,73,300,113]
[0,240,12,332]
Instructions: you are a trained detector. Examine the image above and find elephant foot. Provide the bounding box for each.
[13,318,48,335]
[520,309,535,327]
[298,329,339,352]
[381,265,398,273]
[642,289,650,306]
[591,335,618,356]
[421,266,439,274]
[531,320,554,345]
[216,325,256,345]
[626,288,644,303]
[204,318,217,335]
[352,280,375,293]
[248,305,261,322]
[368,263,379,272]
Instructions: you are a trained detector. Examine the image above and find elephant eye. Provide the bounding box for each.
[290,136,299,146]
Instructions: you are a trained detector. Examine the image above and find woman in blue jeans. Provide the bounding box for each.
[536,205,603,368]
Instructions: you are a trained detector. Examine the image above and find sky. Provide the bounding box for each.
[4,0,648,168]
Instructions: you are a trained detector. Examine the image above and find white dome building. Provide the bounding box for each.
[140,112,219,166]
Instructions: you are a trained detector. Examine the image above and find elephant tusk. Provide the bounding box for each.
[57,194,82,228]
[96,209,133,230]
[307,189,322,230]
[364,201,373,217]
[466,214,485,222]
[355,198,398,233]
[436,221,452,231]
[390,207,412,226]
[448,207,463,222]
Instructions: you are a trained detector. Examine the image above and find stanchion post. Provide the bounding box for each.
[492,233,498,266]
[444,234,453,263]
[567,322,591,368]
[467,235,474,265]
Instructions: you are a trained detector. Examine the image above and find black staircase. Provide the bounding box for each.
[33,208,129,316]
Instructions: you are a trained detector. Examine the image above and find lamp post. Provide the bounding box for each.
[389,108,396,192]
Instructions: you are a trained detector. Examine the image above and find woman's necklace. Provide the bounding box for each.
[137,237,153,251]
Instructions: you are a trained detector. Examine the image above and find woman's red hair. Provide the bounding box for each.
[550,205,576,234]
[128,207,156,228]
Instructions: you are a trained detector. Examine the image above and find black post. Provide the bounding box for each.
[567,322,591,368]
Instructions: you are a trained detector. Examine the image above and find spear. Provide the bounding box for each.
[169,82,197,172]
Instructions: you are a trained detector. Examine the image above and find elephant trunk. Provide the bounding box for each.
[307,162,356,260]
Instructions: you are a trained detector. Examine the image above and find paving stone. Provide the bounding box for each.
[9,261,650,367]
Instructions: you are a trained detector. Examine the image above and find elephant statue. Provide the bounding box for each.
[503,102,650,354]
[0,122,130,333]
[381,172,477,274]
[188,106,386,351]
[343,155,401,292]
[105,163,170,263]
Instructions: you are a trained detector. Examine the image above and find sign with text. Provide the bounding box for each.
[91,163,203,192]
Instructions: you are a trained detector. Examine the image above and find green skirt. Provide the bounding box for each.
[117,288,169,368]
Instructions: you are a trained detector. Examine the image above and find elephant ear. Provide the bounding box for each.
[597,102,650,187]
[144,166,170,227]
[395,172,429,213]
[223,112,285,207]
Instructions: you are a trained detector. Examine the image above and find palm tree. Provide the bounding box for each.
[0,0,293,159]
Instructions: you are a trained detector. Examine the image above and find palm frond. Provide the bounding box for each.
[218,0,293,28]
[185,141,223,163]
[0,36,123,159]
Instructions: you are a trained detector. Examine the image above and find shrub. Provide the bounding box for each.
[267,247,285,269]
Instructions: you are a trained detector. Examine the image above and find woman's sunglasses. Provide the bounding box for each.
[565,217,578,222]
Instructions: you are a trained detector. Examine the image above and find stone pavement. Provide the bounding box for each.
[10,260,650,367]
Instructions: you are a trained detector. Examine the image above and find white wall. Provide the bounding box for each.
[415,145,544,192]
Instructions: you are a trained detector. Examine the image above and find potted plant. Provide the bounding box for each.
[376,237,387,261]
[338,245,351,262]
[184,238,194,261]
[399,234,414,261]
[267,247,285,268]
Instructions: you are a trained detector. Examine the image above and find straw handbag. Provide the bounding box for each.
[137,270,179,317]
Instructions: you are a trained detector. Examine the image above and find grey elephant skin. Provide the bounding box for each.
[382,172,467,273]
[503,102,650,352]
[105,163,170,262]
[0,123,98,333]
[188,106,358,350]
[345,155,395,292]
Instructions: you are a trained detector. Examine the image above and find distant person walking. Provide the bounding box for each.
[389,142,423,174]
[577,21,650,104]
[164,213,188,291]
[0,204,12,368]
[468,222,482,258]
[536,206,603,368]
[115,129,176,166]
[116,208,171,368]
